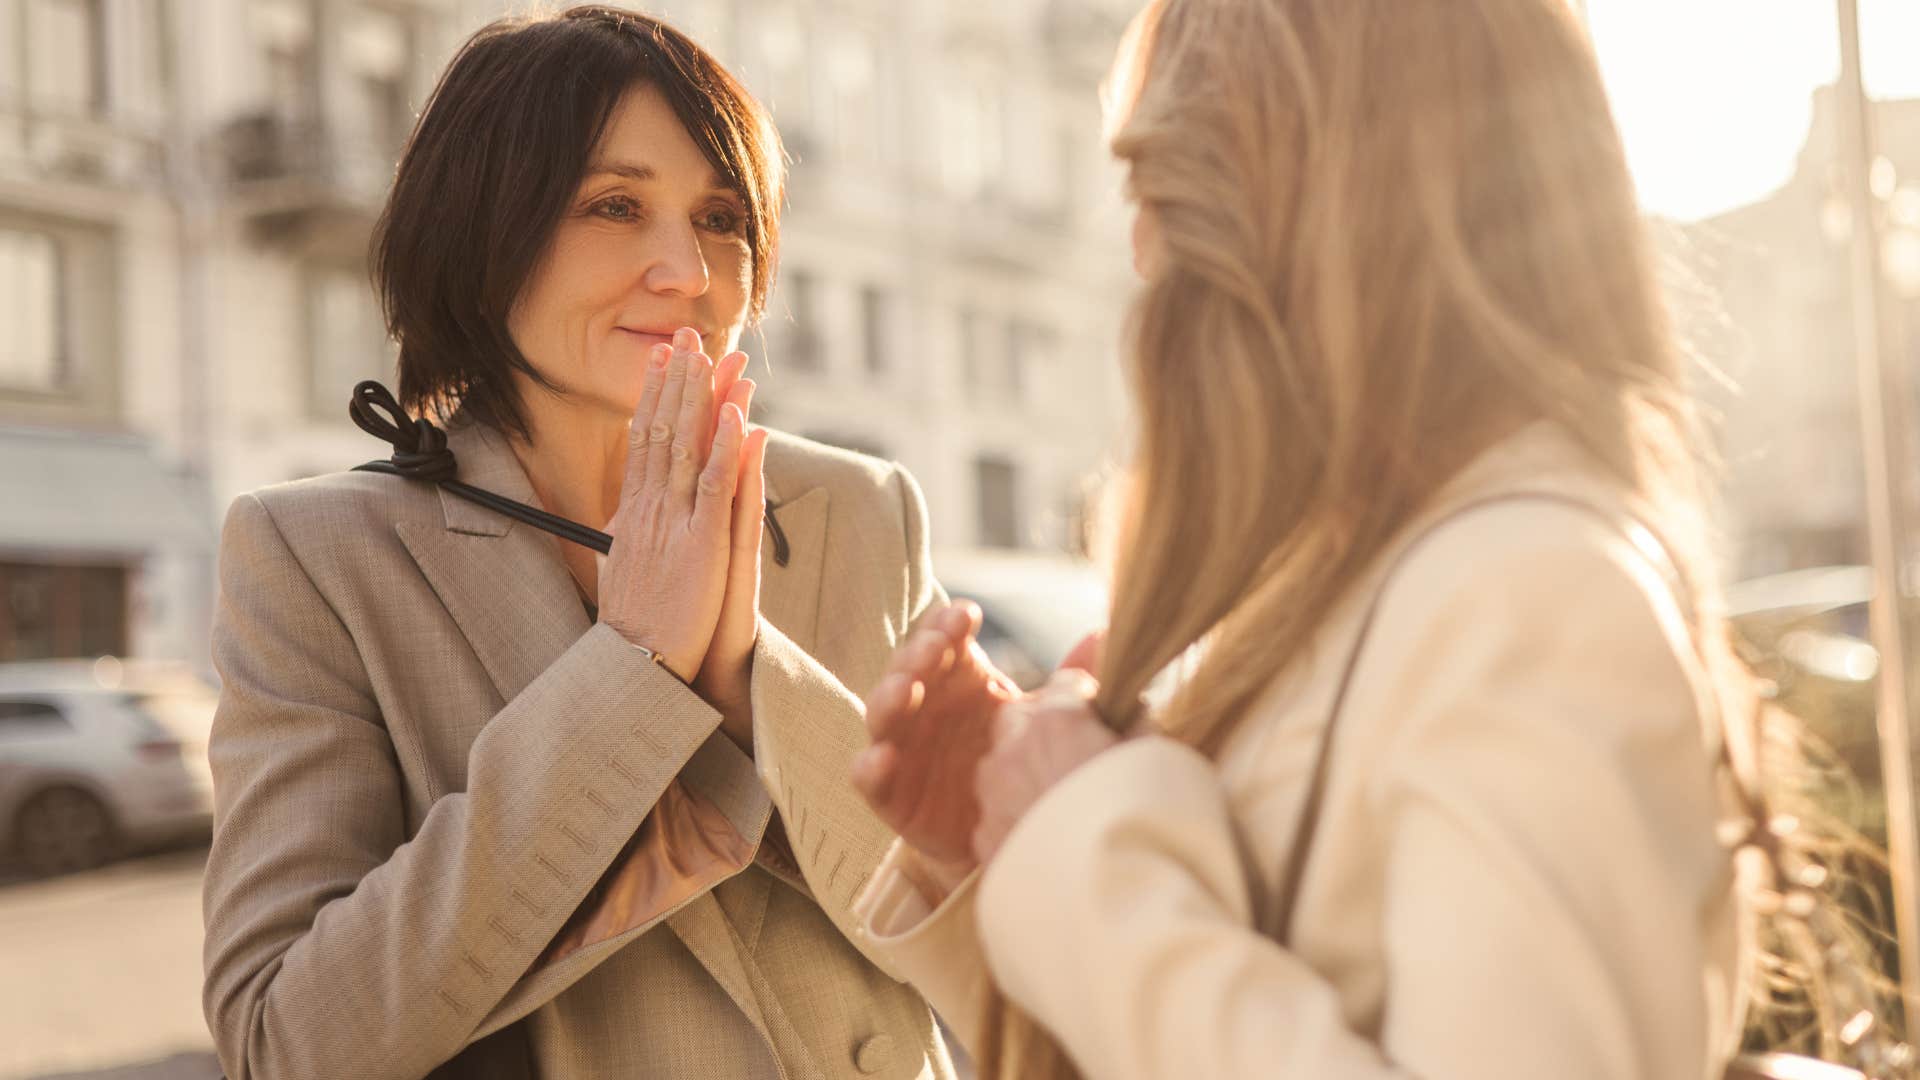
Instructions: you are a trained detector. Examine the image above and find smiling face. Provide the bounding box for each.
[507,82,755,422]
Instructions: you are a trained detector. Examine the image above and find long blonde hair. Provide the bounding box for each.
[978,0,1780,1076]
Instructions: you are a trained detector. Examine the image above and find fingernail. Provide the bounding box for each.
[674,327,698,351]
[651,344,670,369]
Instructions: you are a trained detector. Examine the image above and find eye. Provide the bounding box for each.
[700,206,745,234]
[592,196,642,222]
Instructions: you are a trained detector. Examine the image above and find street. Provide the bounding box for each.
[0,847,219,1080]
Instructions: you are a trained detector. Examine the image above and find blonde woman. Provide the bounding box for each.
[849,1,1769,1077]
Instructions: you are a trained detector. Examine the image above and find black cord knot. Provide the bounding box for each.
[350,381,458,483]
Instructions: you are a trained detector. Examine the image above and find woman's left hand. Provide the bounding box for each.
[692,345,767,745]
[972,668,1121,865]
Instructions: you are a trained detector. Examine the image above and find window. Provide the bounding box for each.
[343,5,412,155]
[27,0,104,116]
[939,75,1004,201]
[0,561,129,662]
[861,284,889,375]
[0,228,64,393]
[1007,318,1058,402]
[124,0,173,118]
[753,8,812,137]
[776,270,823,374]
[0,8,18,103]
[0,213,115,420]
[975,456,1021,549]
[306,263,392,420]
[0,698,70,734]
[253,0,316,122]
[825,26,880,167]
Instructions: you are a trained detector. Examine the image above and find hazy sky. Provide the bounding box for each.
[1587,1,1920,221]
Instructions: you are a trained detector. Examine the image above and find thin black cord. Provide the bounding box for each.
[349,381,790,566]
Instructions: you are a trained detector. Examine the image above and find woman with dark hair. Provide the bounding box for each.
[200,8,955,1078]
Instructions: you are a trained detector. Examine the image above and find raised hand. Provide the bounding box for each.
[597,328,748,684]
[851,601,1022,867]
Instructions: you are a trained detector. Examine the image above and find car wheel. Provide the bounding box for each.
[12,786,119,877]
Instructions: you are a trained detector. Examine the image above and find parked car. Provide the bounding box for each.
[934,549,1110,690]
[0,658,216,877]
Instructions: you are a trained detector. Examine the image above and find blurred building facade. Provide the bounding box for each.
[0,0,1137,666]
[1682,88,1920,579]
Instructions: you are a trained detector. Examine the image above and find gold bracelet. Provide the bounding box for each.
[630,641,689,686]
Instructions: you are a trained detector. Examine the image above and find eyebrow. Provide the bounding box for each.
[584,159,733,194]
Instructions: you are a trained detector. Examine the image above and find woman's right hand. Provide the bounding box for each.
[597,328,750,682]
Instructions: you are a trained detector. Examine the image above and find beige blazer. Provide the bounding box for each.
[857,426,1743,1079]
[202,416,955,1080]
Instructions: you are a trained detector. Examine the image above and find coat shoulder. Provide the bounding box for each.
[763,430,915,524]
[220,469,442,589]
[238,469,441,534]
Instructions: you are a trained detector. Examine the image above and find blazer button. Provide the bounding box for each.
[853,1033,893,1075]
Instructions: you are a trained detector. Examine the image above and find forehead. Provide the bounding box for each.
[590,82,727,190]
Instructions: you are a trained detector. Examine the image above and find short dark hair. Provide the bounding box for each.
[371,5,785,441]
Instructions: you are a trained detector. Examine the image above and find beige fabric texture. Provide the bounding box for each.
[202,416,955,1080]
[858,425,1744,1080]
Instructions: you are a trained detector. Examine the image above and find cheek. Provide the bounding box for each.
[714,243,755,342]
[511,233,628,356]
[506,267,552,363]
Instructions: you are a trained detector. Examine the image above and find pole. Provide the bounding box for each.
[1836,0,1920,1044]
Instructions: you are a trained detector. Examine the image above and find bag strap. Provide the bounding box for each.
[1270,491,1707,945]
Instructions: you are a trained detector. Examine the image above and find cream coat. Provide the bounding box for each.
[857,427,1743,1080]
[202,416,954,1080]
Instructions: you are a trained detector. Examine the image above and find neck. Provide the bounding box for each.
[508,395,629,533]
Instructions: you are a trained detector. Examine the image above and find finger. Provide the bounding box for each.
[850,743,899,815]
[903,627,957,683]
[712,351,750,436]
[670,351,717,499]
[624,344,672,494]
[694,403,746,533]
[728,425,769,584]
[645,334,694,489]
[1042,667,1101,705]
[1059,629,1105,675]
[864,672,924,741]
[726,378,756,427]
[934,601,978,646]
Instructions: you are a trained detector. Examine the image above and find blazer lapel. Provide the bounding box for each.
[394,419,590,710]
[759,481,829,655]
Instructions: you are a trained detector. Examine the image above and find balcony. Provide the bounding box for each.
[215,108,394,257]
[0,105,168,191]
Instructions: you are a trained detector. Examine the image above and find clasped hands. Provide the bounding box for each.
[597,328,768,749]
[852,601,1122,881]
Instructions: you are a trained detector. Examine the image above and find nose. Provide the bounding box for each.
[643,218,711,298]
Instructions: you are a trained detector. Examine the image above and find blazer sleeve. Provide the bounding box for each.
[201,494,764,1080]
[854,841,994,1048]
[970,521,1728,1080]
[748,463,953,971]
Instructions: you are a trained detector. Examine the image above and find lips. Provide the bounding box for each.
[618,326,710,346]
